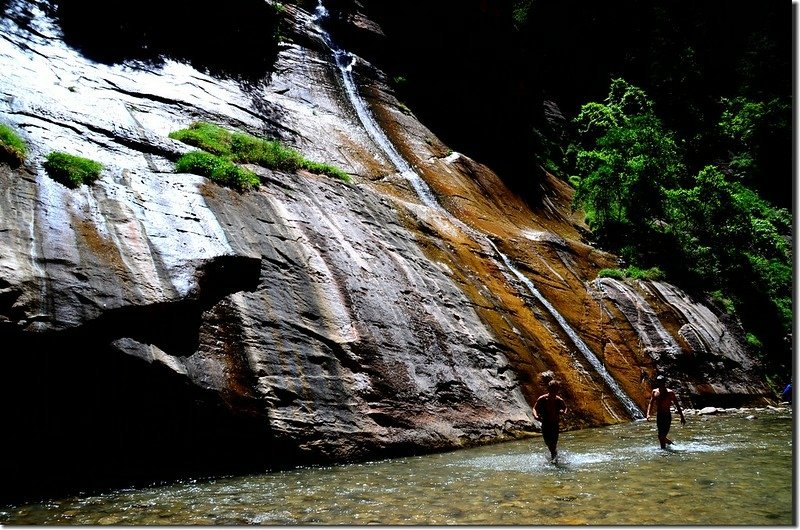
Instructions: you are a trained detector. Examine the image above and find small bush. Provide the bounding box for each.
[598,266,664,281]
[598,268,625,280]
[299,159,351,182]
[0,123,28,167]
[746,332,763,352]
[710,290,736,314]
[625,266,665,281]
[230,132,303,171]
[43,151,103,188]
[175,151,259,191]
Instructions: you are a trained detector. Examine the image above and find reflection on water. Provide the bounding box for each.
[1,409,792,525]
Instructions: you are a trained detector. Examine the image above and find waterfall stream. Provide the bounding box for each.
[312,3,440,208]
[312,2,643,419]
[488,241,644,418]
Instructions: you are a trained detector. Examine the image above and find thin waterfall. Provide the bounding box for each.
[312,3,440,208]
[488,241,644,419]
[312,1,643,420]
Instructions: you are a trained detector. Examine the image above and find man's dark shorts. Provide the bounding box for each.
[657,411,672,437]
[541,421,559,446]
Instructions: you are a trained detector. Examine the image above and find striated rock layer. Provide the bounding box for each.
[0,1,770,503]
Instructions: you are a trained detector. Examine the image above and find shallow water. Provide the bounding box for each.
[1,408,792,525]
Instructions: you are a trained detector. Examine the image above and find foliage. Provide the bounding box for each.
[597,268,625,280]
[170,122,351,188]
[571,79,791,375]
[710,290,736,315]
[43,152,103,188]
[664,165,792,340]
[624,266,665,281]
[169,121,234,156]
[0,123,27,167]
[664,166,751,284]
[571,79,683,250]
[175,151,259,191]
[718,96,791,207]
[299,159,351,182]
[512,0,533,28]
[229,131,304,171]
[597,267,664,281]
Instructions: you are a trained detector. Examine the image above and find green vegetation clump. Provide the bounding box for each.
[597,268,625,280]
[299,159,350,182]
[597,266,664,281]
[175,151,260,191]
[43,152,103,188]
[169,122,351,188]
[0,123,28,167]
[570,78,791,378]
[169,121,234,156]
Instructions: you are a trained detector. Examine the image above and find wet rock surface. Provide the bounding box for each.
[0,1,772,503]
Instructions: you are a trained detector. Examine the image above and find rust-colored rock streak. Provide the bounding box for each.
[0,0,771,503]
[362,73,769,426]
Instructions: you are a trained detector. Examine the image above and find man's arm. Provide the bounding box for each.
[672,391,686,424]
[646,392,654,421]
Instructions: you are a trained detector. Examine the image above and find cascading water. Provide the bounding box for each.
[312,1,643,419]
[488,241,644,419]
[312,2,439,208]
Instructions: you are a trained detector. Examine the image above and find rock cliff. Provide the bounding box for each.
[0,0,771,503]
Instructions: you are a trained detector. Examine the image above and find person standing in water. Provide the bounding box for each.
[532,379,568,462]
[646,375,686,449]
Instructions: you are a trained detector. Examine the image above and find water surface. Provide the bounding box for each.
[1,408,792,525]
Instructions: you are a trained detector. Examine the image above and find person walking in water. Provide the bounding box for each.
[646,375,686,449]
[532,379,568,462]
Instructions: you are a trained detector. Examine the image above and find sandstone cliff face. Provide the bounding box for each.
[0,1,770,503]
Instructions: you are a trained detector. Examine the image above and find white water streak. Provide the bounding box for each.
[488,240,643,419]
[313,0,643,419]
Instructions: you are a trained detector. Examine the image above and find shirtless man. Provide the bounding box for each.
[646,375,686,449]
[532,379,568,461]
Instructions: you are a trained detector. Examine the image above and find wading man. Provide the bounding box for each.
[646,375,686,449]
[532,379,568,462]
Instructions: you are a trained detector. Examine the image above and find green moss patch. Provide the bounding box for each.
[43,152,103,188]
[598,266,665,281]
[175,151,260,191]
[170,122,351,189]
[0,123,28,167]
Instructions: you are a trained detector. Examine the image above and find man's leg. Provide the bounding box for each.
[657,413,671,449]
[543,424,558,460]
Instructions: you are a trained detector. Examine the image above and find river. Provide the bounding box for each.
[1,407,791,525]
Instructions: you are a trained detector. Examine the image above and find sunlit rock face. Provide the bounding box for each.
[0,0,770,503]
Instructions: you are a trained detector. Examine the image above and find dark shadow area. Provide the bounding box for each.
[0,331,276,506]
[0,150,23,169]
[50,0,282,83]
[0,253,287,505]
